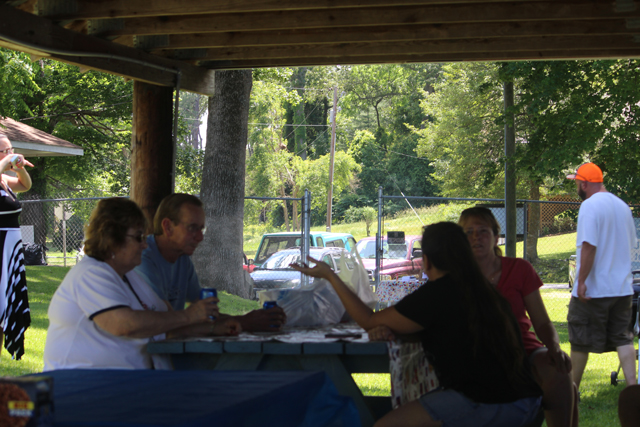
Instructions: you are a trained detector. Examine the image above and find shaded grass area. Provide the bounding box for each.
[0,266,260,377]
[5,266,631,426]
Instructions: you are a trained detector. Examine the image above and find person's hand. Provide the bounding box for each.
[577,281,591,303]
[545,346,572,374]
[238,307,287,332]
[185,297,219,323]
[367,325,396,342]
[2,154,33,172]
[10,154,33,170]
[210,318,241,336]
[290,256,335,280]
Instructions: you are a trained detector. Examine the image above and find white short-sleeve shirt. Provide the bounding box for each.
[574,192,638,298]
[43,256,171,370]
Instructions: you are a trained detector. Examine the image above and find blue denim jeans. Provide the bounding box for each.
[419,388,542,427]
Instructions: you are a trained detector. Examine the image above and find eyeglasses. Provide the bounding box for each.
[0,148,14,154]
[125,233,147,243]
[179,223,207,235]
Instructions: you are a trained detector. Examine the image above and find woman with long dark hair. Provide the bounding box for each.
[292,222,541,427]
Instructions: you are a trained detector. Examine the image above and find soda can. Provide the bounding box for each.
[263,300,277,310]
[200,288,217,320]
[200,288,217,300]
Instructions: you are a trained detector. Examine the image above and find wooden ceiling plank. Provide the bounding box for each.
[157,35,640,62]
[92,2,635,37]
[0,4,215,94]
[144,20,636,51]
[39,0,543,20]
[200,49,640,69]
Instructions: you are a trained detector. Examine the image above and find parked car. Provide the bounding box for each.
[251,246,348,297]
[356,235,423,282]
[251,231,356,268]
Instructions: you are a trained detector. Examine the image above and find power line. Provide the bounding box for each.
[294,128,331,157]
[19,101,131,121]
[249,123,330,127]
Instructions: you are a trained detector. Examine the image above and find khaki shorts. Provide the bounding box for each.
[568,296,633,353]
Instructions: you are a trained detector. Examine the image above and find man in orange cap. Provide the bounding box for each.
[566,162,638,391]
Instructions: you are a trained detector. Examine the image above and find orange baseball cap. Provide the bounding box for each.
[566,162,603,183]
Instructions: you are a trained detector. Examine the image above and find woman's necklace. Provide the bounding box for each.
[487,258,502,285]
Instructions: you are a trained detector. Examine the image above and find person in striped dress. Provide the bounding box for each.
[0,134,33,360]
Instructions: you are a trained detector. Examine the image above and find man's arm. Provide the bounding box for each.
[231,307,287,332]
[578,241,596,302]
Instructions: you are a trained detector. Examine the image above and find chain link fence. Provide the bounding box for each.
[17,193,315,292]
[19,194,123,266]
[376,191,640,334]
[16,191,640,303]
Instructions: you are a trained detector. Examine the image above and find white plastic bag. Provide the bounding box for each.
[257,278,345,327]
[336,247,378,309]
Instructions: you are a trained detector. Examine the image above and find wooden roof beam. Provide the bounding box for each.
[201,49,640,69]
[0,4,215,95]
[89,2,636,37]
[143,20,636,51]
[156,35,640,62]
[36,0,541,20]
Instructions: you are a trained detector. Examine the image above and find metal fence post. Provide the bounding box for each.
[302,190,311,287]
[375,186,383,289]
[523,201,528,261]
[62,207,67,267]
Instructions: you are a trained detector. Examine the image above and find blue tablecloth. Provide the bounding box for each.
[30,369,359,427]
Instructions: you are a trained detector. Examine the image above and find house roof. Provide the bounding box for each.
[0,117,84,157]
[1,1,639,96]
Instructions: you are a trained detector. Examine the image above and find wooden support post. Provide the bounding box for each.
[131,80,174,227]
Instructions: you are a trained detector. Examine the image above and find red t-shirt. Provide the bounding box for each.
[496,257,544,354]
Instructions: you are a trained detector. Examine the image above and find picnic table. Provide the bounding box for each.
[148,323,391,427]
[28,369,358,427]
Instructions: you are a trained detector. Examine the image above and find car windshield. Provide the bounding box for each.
[256,236,308,264]
[260,251,324,270]
[261,251,301,269]
[356,239,408,260]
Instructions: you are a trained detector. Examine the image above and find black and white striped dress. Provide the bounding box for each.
[0,185,30,359]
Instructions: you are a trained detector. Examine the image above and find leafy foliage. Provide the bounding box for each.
[414,60,640,203]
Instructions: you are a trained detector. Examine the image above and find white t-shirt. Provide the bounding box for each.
[573,192,638,298]
[43,256,171,370]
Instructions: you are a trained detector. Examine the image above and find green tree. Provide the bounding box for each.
[344,206,377,236]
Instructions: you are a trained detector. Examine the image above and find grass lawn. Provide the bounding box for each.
[2,260,631,426]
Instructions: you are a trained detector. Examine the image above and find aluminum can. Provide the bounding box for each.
[200,288,217,300]
[200,288,217,320]
[263,300,277,310]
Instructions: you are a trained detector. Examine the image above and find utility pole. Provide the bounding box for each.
[504,80,516,257]
[326,86,338,231]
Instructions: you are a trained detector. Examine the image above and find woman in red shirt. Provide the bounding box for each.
[459,207,577,427]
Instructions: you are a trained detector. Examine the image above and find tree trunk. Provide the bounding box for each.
[280,185,291,232]
[292,186,299,231]
[192,70,253,299]
[526,180,540,263]
[292,67,307,160]
[187,94,202,149]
